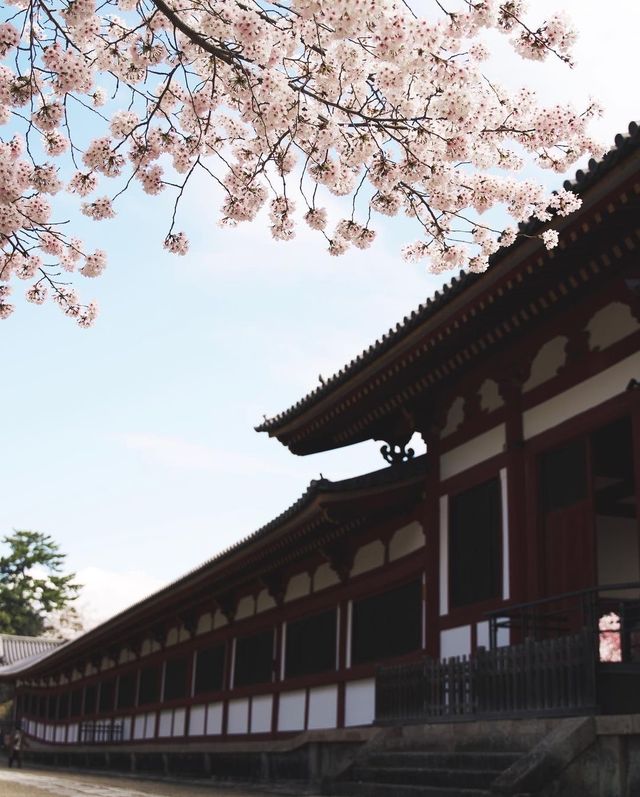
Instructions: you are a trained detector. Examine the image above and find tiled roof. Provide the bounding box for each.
[256,121,640,436]
[0,634,62,666]
[0,455,427,678]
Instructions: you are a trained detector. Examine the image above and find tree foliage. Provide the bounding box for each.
[0,530,81,636]
[0,0,600,324]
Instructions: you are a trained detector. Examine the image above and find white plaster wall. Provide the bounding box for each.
[121,717,132,742]
[389,521,425,562]
[67,723,78,744]
[55,725,65,743]
[144,712,156,739]
[442,396,465,437]
[308,685,338,730]
[196,612,213,635]
[140,639,152,658]
[256,588,276,614]
[189,705,206,736]
[165,627,178,647]
[476,621,490,651]
[524,336,568,391]
[133,715,145,740]
[597,515,640,596]
[476,620,510,649]
[206,702,223,735]
[100,656,114,671]
[173,707,186,737]
[588,302,638,350]
[313,562,340,592]
[235,594,256,620]
[344,679,375,727]
[479,379,503,413]
[500,468,510,601]
[524,351,640,439]
[350,540,385,577]
[440,626,471,659]
[178,626,190,643]
[158,709,173,737]
[439,495,449,616]
[284,572,312,602]
[36,723,43,740]
[213,610,228,630]
[278,690,306,732]
[227,699,249,734]
[250,695,273,733]
[440,424,505,481]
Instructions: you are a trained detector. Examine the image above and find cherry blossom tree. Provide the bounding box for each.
[0,0,601,325]
[599,611,622,663]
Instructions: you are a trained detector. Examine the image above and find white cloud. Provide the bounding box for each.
[75,566,166,629]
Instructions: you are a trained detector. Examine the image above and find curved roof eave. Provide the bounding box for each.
[256,121,640,441]
[1,455,427,680]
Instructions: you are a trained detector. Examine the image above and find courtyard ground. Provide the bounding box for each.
[0,767,322,797]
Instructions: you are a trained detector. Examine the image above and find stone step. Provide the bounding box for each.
[328,781,492,797]
[351,765,500,789]
[365,750,521,771]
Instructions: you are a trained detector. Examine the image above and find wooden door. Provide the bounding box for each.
[539,437,595,635]
[544,501,596,596]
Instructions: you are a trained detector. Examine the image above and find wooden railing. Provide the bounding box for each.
[375,630,597,724]
[79,720,124,744]
[486,581,640,660]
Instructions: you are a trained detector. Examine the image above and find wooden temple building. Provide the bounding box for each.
[2,122,640,791]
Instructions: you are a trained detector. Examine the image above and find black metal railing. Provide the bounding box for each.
[486,581,640,662]
[79,720,123,744]
[376,629,597,724]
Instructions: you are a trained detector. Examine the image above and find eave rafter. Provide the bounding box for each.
[5,463,425,681]
[282,185,640,455]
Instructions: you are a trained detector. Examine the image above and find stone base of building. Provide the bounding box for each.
[22,726,374,790]
[22,715,640,796]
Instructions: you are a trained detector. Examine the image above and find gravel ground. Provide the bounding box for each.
[0,767,322,797]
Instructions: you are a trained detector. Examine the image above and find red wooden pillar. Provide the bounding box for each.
[631,403,640,573]
[271,618,283,735]
[422,426,441,658]
[336,598,349,728]
[219,605,235,737]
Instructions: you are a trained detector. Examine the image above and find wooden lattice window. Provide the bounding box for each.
[163,656,189,701]
[138,665,160,705]
[117,672,136,709]
[351,579,422,666]
[193,644,225,695]
[285,608,337,679]
[234,630,273,688]
[449,477,502,609]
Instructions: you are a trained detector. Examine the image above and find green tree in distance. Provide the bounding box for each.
[0,531,81,637]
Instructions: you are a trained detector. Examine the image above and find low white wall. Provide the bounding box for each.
[278,690,305,732]
[308,685,338,730]
[344,678,375,727]
[440,625,471,659]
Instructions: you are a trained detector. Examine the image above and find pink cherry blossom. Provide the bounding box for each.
[0,0,600,325]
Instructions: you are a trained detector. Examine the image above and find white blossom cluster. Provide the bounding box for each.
[0,0,601,324]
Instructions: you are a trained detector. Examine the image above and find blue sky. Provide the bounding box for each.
[1,0,639,625]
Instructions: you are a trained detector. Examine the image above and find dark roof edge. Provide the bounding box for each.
[256,120,640,436]
[2,455,427,678]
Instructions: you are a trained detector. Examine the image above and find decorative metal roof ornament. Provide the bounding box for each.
[381,442,415,466]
